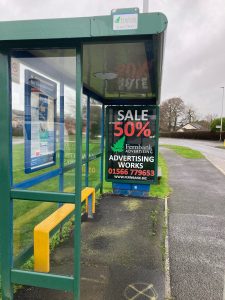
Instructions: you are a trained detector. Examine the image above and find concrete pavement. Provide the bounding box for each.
[161,147,225,300]
[15,195,165,300]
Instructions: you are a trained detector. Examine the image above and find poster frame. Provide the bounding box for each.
[24,69,57,174]
[105,104,159,184]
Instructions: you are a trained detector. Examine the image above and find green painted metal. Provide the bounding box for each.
[0,18,90,41]
[88,152,102,161]
[11,269,74,291]
[91,13,167,37]
[95,183,102,193]
[10,189,75,203]
[13,245,34,269]
[154,34,166,104]
[85,96,90,187]
[74,45,83,300]
[155,106,160,181]
[0,51,13,300]
[0,13,167,42]
[100,105,105,194]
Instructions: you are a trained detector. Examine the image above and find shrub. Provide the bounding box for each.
[160,131,225,140]
[210,118,225,132]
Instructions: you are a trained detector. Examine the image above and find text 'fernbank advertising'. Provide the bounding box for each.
[106,106,158,184]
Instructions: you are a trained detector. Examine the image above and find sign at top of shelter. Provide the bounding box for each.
[113,13,138,30]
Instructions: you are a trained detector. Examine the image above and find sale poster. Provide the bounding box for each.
[106,106,158,184]
[24,70,57,173]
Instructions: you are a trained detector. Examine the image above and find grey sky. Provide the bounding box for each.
[0,0,225,118]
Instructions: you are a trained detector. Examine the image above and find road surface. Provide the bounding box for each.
[160,138,225,175]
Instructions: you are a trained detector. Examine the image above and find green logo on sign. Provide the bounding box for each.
[111,135,125,153]
[115,16,121,23]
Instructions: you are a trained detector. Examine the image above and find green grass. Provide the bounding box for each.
[161,144,205,159]
[150,153,171,198]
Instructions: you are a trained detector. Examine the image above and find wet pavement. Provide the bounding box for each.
[15,195,165,300]
[161,147,225,300]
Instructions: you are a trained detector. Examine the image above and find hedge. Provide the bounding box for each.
[160,131,225,140]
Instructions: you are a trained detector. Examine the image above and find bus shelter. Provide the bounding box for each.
[0,8,167,300]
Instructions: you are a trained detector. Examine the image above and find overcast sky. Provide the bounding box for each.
[1,0,225,118]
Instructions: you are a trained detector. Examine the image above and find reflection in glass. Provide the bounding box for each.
[89,99,102,156]
[11,49,77,193]
[83,41,154,99]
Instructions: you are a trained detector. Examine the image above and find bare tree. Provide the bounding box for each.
[160,97,185,132]
[204,113,218,123]
[196,113,219,131]
[182,105,197,125]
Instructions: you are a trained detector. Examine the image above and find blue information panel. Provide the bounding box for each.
[24,70,57,173]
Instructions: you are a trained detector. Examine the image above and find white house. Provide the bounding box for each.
[177,123,204,132]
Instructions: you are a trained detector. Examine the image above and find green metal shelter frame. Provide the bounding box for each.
[0,8,167,300]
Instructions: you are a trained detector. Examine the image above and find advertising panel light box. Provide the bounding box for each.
[106,105,158,184]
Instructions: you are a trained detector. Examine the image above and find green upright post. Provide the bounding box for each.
[74,45,83,300]
[0,51,13,299]
[155,106,159,180]
[85,96,90,187]
[100,105,105,194]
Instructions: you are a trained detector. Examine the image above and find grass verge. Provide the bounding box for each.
[150,153,171,198]
[161,144,205,159]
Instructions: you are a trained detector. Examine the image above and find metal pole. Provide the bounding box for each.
[59,82,65,193]
[100,104,105,194]
[143,0,149,13]
[74,45,83,300]
[220,87,224,141]
[0,51,13,299]
[85,96,90,187]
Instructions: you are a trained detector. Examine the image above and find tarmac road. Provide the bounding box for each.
[160,137,225,175]
[161,147,225,300]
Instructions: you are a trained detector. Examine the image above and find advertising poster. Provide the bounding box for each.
[106,105,158,184]
[24,70,57,173]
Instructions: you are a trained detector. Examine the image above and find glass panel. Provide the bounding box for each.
[83,40,154,99]
[82,95,87,188]
[88,158,101,188]
[82,95,87,151]
[13,199,57,258]
[13,199,74,277]
[89,99,102,156]
[11,49,76,193]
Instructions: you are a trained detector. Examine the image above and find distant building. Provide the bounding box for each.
[12,109,24,128]
[177,123,207,132]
